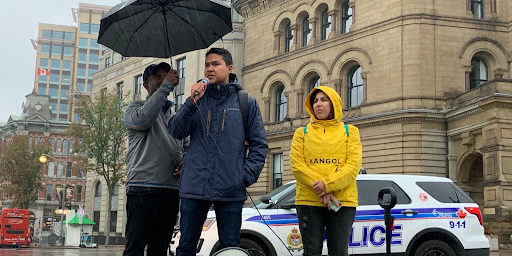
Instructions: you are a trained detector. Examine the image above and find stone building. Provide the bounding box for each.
[0,91,86,244]
[233,0,512,247]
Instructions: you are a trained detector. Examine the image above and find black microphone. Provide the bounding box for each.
[193,78,210,97]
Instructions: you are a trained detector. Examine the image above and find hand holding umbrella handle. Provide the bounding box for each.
[164,69,180,87]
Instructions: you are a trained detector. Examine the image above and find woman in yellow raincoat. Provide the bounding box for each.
[291,86,362,256]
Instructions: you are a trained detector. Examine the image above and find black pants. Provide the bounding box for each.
[123,187,180,256]
[296,205,356,256]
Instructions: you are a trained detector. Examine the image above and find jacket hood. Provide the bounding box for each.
[229,73,242,90]
[304,86,343,122]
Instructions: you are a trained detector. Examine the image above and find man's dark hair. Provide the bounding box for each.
[206,48,233,66]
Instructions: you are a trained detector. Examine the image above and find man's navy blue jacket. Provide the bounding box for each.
[169,74,268,202]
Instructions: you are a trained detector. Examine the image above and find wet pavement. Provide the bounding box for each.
[492,250,512,256]
[0,247,510,256]
[0,247,125,256]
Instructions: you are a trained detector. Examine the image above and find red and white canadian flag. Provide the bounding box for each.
[37,68,50,76]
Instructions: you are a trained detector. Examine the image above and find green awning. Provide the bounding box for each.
[63,215,95,225]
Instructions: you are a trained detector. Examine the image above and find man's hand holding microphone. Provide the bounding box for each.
[191,78,209,103]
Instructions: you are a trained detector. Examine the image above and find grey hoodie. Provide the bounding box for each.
[124,83,187,190]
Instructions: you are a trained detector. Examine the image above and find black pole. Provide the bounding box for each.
[378,187,397,256]
[161,5,173,68]
[384,208,394,256]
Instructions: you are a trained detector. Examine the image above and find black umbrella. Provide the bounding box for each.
[97,0,232,58]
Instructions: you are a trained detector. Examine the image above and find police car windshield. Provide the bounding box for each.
[252,182,295,209]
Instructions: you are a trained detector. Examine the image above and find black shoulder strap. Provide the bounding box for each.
[238,89,249,131]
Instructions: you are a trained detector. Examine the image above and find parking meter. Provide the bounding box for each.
[378,187,397,256]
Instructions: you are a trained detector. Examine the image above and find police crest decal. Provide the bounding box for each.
[287,228,303,249]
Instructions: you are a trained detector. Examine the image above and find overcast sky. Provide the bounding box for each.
[0,0,123,123]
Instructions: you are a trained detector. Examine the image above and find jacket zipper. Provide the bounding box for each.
[222,109,226,131]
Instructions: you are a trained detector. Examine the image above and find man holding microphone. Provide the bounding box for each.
[169,48,268,255]
[124,62,187,256]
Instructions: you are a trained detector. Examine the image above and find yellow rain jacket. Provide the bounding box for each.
[291,86,362,207]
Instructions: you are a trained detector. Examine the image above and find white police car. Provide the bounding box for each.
[170,174,490,256]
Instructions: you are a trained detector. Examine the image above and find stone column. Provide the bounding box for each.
[290,24,298,51]
[294,88,304,117]
[361,71,368,102]
[328,10,338,39]
[349,1,356,26]
[309,17,318,44]
[463,65,472,91]
[273,32,281,55]
[262,97,270,122]
[284,91,290,119]
[490,0,497,13]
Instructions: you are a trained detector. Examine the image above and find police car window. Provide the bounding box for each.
[253,182,295,209]
[357,180,411,205]
[275,190,296,209]
[416,182,473,203]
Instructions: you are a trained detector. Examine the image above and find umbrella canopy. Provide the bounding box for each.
[63,215,96,225]
[98,0,233,58]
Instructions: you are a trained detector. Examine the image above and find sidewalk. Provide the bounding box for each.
[491,249,512,256]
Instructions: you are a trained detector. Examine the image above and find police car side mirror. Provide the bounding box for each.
[281,199,295,209]
[378,187,397,210]
[260,195,271,204]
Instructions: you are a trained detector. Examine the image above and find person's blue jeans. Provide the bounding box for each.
[176,198,244,256]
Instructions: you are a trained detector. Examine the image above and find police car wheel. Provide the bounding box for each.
[240,238,266,256]
[414,240,456,256]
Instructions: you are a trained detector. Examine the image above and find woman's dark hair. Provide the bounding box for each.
[309,89,322,109]
[309,89,335,119]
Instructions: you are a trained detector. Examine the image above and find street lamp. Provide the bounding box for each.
[39,151,73,246]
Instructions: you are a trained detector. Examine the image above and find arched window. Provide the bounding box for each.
[470,57,488,89]
[309,75,320,92]
[50,138,55,152]
[56,139,62,154]
[57,163,64,177]
[302,16,311,47]
[471,0,484,19]
[39,137,44,145]
[284,22,293,53]
[76,185,83,202]
[347,66,363,107]
[69,139,74,152]
[63,139,69,154]
[341,1,352,34]
[94,182,102,198]
[56,184,63,203]
[321,10,331,40]
[275,84,287,122]
[28,137,33,148]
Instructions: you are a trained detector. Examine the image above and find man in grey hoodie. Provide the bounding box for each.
[123,62,186,256]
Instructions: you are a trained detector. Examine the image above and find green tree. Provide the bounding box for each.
[0,135,46,209]
[68,91,127,246]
